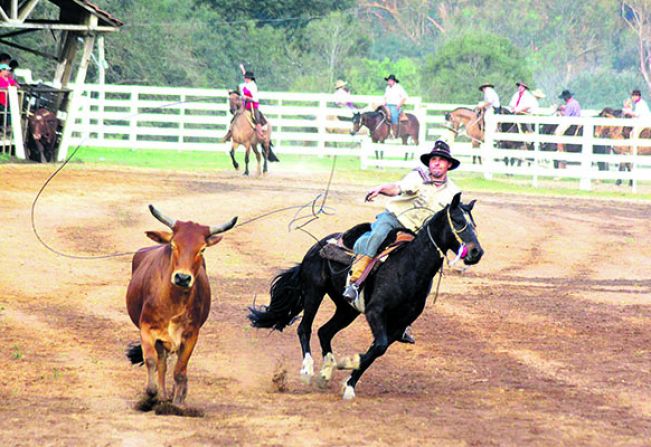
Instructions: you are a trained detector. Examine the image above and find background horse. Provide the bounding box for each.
[26,108,59,163]
[248,193,483,400]
[444,107,483,164]
[595,107,651,185]
[539,123,610,172]
[351,110,419,160]
[223,91,279,176]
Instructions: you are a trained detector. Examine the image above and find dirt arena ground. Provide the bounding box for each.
[1,163,650,446]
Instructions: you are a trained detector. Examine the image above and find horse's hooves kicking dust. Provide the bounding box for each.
[134,393,159,412]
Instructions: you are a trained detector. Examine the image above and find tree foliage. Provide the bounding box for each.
[424,32,532,103]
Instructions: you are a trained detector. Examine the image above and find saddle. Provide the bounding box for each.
[375,105,409,123]
[319,224,415,277]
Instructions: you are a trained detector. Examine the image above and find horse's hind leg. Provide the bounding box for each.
[229,144,239,171]
[297,286,326,384]
[262,143,269,174]
[316,302,359,387]
[342,310,392,400]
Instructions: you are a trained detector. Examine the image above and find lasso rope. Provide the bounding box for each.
[30,95,339,260]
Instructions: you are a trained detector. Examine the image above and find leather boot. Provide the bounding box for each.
[255,123,265,140]
[342,255,373,303]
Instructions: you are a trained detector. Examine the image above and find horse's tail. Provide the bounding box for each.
[248,265,303,331]
[267,141,280,162]
[125,342,144,366]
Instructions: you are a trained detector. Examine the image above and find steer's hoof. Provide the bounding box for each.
[342,385,356,400]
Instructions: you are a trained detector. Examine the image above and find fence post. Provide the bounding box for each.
[8,86,25,159]
[179,93,185,146]
[129,90,138,146]
[482,112,495,180]
[317,98,326,158]
[579,119,593,191]
[632,128,638,193]
[532,118,540,188]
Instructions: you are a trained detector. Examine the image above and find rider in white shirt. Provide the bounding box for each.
[624,89,651,141]
[383,74,408,137]
[508,81,537,114]
[477,83,501,115]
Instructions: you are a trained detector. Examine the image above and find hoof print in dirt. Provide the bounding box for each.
[154,401,204,418]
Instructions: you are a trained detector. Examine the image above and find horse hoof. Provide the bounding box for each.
[318,353,337,386]
[300,354,314,384]
[342,385,356,400]
[300,369,313,385]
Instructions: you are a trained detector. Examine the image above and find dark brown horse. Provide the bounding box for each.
[222,91,278,176]
[26,108,58,163]
[351,110,419,145]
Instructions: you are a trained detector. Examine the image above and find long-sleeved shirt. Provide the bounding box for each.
[482,87,501,109]
[384,83,408,106]
[508,90,537,114]
[632,98,651,117]
[560,98,581,117]
[239,80,259,109]
[333,88,355,109]
[386,167,460,232]
[0,75,19,107]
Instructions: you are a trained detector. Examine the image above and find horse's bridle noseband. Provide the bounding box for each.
[426,206,475,262]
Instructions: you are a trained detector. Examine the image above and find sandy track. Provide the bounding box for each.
[1,164,650,446]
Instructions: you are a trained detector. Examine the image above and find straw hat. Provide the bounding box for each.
[531,89,546,99]
[335,79,347,89]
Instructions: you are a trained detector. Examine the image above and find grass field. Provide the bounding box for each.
[3,146,650,200]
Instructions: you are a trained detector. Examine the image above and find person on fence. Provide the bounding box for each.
[383,74,408,138]
[555,90,581,155]
[508,81,537,132]
[342,140,461,344]
[334,79,356,110]
[238,64,266,140]
[623,89,651,142]
[477,82,501,115]
[0,63,19,128]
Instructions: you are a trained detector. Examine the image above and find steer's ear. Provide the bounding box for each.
[146,231,172,244]
[206,234,224,247]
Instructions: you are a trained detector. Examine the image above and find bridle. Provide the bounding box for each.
[426,206,474,266]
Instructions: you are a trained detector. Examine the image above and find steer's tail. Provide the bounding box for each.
[125,342,144,366]
[248,265,303,331]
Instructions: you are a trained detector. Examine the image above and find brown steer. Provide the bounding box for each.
[125,204,237,407]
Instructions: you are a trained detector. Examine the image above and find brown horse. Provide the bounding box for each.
[445,107,484,164]
[595,107,651,185]
[26,108,59,163]
[351,109,419,145]
[222,91,278,176]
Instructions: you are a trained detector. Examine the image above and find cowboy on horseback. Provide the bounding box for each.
[623,88,651,142]
[239,64,266,140]
[342,140,461,342]
[477,82,501,116]
[383,74,408,138]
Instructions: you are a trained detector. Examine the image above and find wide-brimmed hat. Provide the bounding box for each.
[419,140,460,170]
[335,79,347,89]
[515,81,529,89]
[531,89,546,99]
[478,83,494,91]
[243,70,255,80]
[631,89,642,96]
[558,89,573,100]
[384,74,399,83]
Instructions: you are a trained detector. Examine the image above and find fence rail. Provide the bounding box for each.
[9,82,645,192]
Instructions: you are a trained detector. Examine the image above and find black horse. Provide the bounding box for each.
[248,193,483,400]
[539,123,610,172]
[494,108,536,167]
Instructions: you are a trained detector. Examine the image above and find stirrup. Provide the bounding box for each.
[342,284,359,303]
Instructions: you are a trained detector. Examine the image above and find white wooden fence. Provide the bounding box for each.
[53,84,651,192]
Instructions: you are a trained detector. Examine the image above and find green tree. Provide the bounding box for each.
[424,32,532,103]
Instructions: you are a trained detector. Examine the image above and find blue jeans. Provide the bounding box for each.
[353,211,402,257]
[387,105,401,125]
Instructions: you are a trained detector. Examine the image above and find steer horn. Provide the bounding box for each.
[210,217,238,235]
[148,204,176,229]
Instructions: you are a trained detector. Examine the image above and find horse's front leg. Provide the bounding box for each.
[243,145,250,176]
[252,144,262,177]
[297,287,326,384]
[342,310,391,400]
[229,144,239,170]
